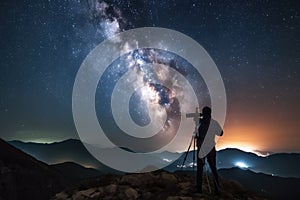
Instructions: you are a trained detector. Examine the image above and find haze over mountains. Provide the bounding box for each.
[9,139,118,173]
[8,139,300,178]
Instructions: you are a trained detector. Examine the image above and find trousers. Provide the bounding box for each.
[196,146,220,193]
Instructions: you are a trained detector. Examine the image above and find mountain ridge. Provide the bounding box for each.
[8,139,300,178]
[9,139,300,156]
[0,138,68,200]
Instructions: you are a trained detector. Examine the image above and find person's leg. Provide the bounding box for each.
[197,148,205,193]
[207,147,220,193]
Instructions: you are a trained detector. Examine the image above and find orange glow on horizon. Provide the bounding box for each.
[215,114,299,155]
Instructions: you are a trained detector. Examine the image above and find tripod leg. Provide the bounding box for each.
[181,136,194,169]
[207,149,220,193]
[193,137,196,171]
[205,163,212,194]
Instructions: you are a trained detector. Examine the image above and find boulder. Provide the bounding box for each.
[124,187,139,199]
[105,184,117,194]
[161,172,178,184]
[80,188,98,197]
[120,174,142,187]
[54,192,70,200]
[166,196,193,200]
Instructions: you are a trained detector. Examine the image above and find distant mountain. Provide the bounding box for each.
[219,167,300,200]
[0,138,67,200]
[165,148,300,178]
[8,139,300,178]
[8,139,170,173]
[51,162,102,181]
[9,139,119,174]
[217,148,300,178]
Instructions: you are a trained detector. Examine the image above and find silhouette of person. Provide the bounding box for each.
[196,106,223,194]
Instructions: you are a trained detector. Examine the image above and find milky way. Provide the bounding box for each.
[78,1,210,152]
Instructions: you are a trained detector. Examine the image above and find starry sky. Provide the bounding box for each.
[1,0,299,154]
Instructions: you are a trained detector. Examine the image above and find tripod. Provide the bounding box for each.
[180,132,196,171]
[181,107,199,171]
[180,131,212,193]
[181,107,212,193]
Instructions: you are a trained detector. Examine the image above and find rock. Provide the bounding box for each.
[69,188,102,200]
[120,174,142,187]
[102,196,116,200]
[124,187,139,200]
[72,192,84,200]
[178,182,191,189]
[157,172,178,189]
[181,197,193,200]
[105,184,117,194]
[161,172,178,184]
[166,196,177,200]
[80,188,97,197]
[140,191,152,199]
[178,182,191,194]
[90,191,101,198]
[141,172,158,185]
[140,165,159,172]
[91,187,104,198]
[54,191,70,200]
[166,196,193,200]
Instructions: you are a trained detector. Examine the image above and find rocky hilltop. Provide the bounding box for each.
[53,170,266,200]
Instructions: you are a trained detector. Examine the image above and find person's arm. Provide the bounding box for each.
[214,119,223,136]
[220,130,223,136]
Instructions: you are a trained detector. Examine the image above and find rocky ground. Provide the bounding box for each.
[52,170,267,200]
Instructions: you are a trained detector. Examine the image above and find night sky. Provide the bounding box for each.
[1,0,299,154]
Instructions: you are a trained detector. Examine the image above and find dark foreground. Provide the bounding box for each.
[52,170,266,200]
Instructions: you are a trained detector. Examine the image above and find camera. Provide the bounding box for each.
[186,107,202,122]
[186,108,206,125]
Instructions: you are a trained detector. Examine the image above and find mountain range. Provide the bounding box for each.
[8,139,300,178]
[2,138,300,199]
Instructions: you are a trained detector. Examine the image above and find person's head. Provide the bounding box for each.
[202,106,211,116]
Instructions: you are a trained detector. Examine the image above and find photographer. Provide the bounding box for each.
[196,106,223,194]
